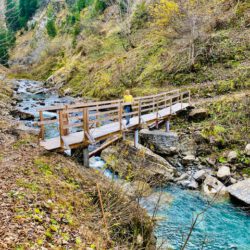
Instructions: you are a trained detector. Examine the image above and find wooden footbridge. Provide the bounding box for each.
[37,90,191,166]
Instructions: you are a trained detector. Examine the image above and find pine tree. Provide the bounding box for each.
[5,0,20,31]
[76,0,86,11]
[19,0,38,28]
[46,19,57,38]
[0,29,15,66]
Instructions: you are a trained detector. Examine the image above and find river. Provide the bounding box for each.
[15,79,250,250]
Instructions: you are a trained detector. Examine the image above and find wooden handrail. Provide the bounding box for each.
[36,90,180,113]
[38,90,191,149]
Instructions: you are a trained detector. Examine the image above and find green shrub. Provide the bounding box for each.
[0,29,15,66]
[90,0,107,16]
[131,1,150,31]
[46,19,57,38]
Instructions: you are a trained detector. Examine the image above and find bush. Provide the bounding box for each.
[46,19,57,38]
[131,2,150,31]
[0,30,15,66]
[90,0,107,16]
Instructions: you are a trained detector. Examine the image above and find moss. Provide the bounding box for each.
[12,139,29,149]
[242,168,250,176]
[33,158,53,176]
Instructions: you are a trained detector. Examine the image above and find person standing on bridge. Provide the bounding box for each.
[123,90,134,126]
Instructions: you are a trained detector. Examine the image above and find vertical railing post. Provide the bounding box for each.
[188,90,191,105]
[119,101,122,131]
[156,97,159,129]
[63,105,69,136]
[96,104,100,127]
[181,92,183,109]
[39,111,45,140]
[170,97,172,114]
[83,108,89,167]
[138,99,142,126]
[165,93,167,108]
[153,96,155,112]
[83,108,89,143]
[58,110,64,148]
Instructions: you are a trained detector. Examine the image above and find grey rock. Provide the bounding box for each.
[178,179,198,189]
[63,88,72,96]
[193,170,207,182]
[217,166,231,180]
[202,175,228,196]
[101,141,175,186]
[182,155,196,165]
[139,129,179,155]
[245,144,250,156]
[230,177,237,185]
[178,180,191,188]
[10,109,35,120]
[188,179,199,189]
[188,108,209,121]
[175,173,189,182]
[227,179,250,205]
[227,151,238,163]
[206,157,216,166]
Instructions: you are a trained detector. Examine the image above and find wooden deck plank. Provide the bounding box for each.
[40,103,189,150]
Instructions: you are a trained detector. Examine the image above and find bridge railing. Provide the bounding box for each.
[37,90,190,146]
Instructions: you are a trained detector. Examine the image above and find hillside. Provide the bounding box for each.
[8,0,250,99]
[0,124,154,249]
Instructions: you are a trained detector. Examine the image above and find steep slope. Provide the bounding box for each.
[0,129,154,249]
[9,0,250,99]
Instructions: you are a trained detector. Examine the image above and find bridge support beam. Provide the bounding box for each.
[166,119,170,133]
[83,147,89,168]
[122,132,126,140]
[134,129,139,148]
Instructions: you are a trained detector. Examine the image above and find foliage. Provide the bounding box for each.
[76,0,88,11]
[242,167,250,177]
[201,124,226,146]
[46,5,57,38]
[131,1,150,31]
[46,19,57,38]
[19,0,38,28]
[0,29,15,66]
[90,0,107,16]
[150,0,179,27]
[5,0,20,31]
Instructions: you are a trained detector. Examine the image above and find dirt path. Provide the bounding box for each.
[192,89,250,106]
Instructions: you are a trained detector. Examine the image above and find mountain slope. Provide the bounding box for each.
[8,0,250,99]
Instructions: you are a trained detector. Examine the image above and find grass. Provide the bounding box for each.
[5,146,154,249]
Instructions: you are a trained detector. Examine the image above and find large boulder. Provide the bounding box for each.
[227,179,250,205]
[188,108,209,121]
[101,141,175,186]
[139,129,179,155]
[217,166,231,180]
[202,175,228,196]
[245,144,250,156]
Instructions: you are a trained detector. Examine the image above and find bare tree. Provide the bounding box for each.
[108,0,136,50]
